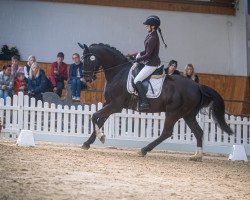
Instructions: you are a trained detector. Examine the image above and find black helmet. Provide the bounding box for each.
[143,15,160,27]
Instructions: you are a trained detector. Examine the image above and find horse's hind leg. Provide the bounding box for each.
[184,113,204,162]
[138,115,178,157]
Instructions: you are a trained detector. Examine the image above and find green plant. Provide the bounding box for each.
[0,44,20,60]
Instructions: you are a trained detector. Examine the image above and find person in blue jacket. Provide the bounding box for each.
[68,53,86,101]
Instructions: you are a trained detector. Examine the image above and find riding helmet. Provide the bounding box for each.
[143,16,160,27]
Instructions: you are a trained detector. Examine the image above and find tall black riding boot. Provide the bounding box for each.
[135,81,150,111]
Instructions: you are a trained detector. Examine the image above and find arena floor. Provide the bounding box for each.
[0,141,249,200]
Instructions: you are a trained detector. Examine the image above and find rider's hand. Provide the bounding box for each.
[135,53,141,60]
[53,87,57,92]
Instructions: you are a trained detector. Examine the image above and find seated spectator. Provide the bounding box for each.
[28,62,51,101]
[183,64,199,83]
[11,55,24,76]
[0,65,14,104]
[24,55,36,79]
[14,72,28,95]
[68,53,86,101]
[165,60,180,75]
[49,52,68,97]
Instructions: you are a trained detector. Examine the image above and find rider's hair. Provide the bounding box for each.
[155,27,167,48]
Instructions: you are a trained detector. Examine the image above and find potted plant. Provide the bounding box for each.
[0,44,20,60]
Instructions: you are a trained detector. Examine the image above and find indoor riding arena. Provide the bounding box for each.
[0,0,249,200]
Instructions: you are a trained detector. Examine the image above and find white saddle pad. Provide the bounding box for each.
[127,67,166,98]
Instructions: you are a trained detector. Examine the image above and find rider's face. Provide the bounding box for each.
[146,25,153,33]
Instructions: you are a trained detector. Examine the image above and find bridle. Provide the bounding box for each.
[81,52,131,81]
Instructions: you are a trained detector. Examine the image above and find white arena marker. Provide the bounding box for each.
[16,130,35,147]
[228,145,248,162]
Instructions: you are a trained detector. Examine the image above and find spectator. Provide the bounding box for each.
[183,64,199,83]
[49,52,68,97]
[14,72,28,95]
[69,53,86,101]
[0,65,14,104]
[24,55,36,79]
[165,60,180,75]
[28,62,51,101]
[11,55,23,76]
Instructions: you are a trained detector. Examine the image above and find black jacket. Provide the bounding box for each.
[137,31,161,66]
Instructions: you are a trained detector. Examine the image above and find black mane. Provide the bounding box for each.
[90,43,127,61]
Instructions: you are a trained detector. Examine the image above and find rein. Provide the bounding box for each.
[82,52,170,79]
[83,60,131,74]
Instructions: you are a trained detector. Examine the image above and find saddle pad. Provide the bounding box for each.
[127,67,166,98]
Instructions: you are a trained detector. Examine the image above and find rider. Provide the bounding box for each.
[134,15,167,111]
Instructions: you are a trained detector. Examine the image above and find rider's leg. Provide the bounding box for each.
[134,65,156,111]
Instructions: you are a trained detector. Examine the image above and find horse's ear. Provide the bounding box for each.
[78,43,90,54]
[78,42,85,49]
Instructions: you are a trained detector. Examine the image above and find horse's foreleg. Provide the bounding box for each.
[139,116,177,157]
[82,117,107,150]
[93,115,107,143]
[82,103,120,149]
[184,115,204,162]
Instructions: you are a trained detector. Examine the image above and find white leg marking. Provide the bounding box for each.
[95,124,104,140]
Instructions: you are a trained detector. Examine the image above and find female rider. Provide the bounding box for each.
[134,15,167,111]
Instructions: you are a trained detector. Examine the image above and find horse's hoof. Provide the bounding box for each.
[138,149,147,157]
[189,155,202,162]
[81,143,90,150]
[100,135,106,144]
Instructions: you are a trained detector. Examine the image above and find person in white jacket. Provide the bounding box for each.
[24,55,36,79]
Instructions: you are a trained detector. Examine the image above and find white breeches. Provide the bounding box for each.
[134,65,158,84]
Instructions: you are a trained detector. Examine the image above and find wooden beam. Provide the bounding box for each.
[40,0,235,15]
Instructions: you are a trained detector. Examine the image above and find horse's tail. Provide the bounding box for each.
[198,85,233,135]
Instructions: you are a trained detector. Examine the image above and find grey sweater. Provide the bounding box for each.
[0,71,14,91]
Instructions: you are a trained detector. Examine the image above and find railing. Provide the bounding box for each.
[0,92,249,155]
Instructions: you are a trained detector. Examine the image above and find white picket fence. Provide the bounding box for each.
[0,92,249,155]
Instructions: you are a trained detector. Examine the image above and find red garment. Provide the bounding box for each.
[49,62,68,87]
[14,79,27,95]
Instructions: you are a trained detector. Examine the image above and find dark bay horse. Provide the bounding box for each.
[78,43,233,161]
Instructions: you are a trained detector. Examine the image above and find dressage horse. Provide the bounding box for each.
[78,43,233,161]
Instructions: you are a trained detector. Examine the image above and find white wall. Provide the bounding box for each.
[0,0,248,76]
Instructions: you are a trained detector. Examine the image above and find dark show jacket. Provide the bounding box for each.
[137,30,161,67]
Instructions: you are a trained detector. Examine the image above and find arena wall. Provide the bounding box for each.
[0,0,249,76]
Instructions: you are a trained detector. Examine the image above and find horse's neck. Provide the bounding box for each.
[103,62,128,84]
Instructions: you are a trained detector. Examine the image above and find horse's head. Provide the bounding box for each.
[78,43,101,82]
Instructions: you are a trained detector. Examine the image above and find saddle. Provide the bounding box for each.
[131,63,165,94]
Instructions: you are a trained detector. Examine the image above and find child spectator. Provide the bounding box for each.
[183,64,199,83]
[0,65,14,104]
[165,60,180,75]
[28,62,51,101]
[11,55,24,76]
[49,52,68,97]
[24,55,36,79]
[14,72,28,95]
[69,53,86,101]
